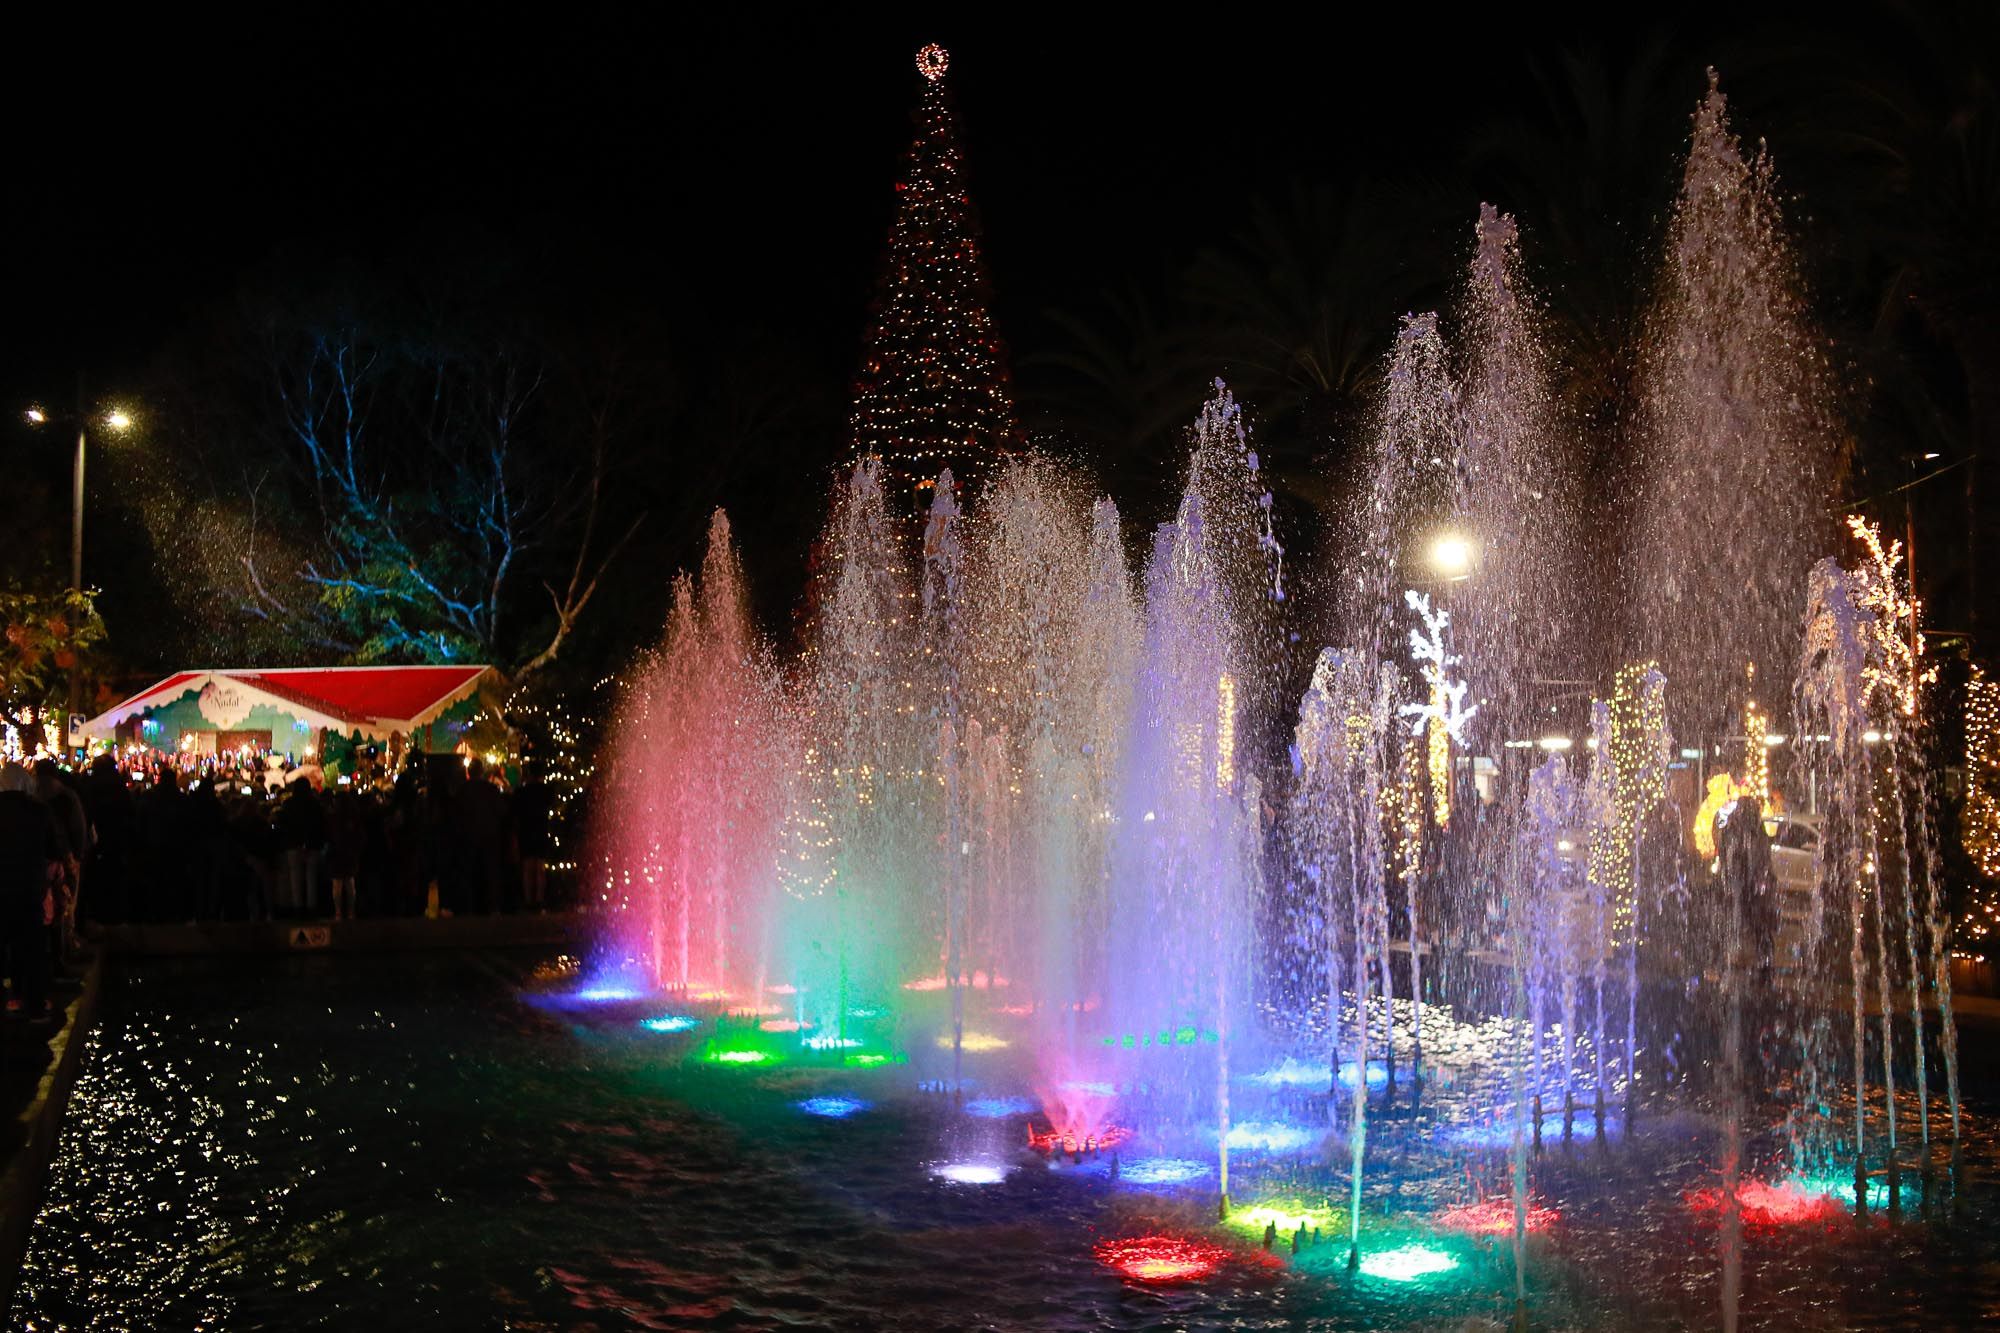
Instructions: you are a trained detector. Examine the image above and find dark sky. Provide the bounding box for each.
[11,4,1962,668]
[2,9,1781,410]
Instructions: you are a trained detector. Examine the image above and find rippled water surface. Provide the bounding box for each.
[12,953,1998,1330]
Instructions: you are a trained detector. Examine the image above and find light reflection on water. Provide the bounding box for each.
[12,953,1997,1333]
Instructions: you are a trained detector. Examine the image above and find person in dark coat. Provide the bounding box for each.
[274,776,328,918]
[326,789,365,921]
[452,759,509,915]
[137,768,192,923]
[184,778,229,920]
[0,764,58,1020]
[79,755,136,923]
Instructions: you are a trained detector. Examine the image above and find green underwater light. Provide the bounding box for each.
[698,1030,789,1068]
[1792,1170,1891,1210]
[844,1048,906,1068]
[1357,1243,1459,1282]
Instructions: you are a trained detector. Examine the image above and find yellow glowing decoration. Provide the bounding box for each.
[1427,679,1450,828]
[1693,773,1741,860]
[1743,697,1770,807]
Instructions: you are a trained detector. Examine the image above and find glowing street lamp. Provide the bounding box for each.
[1428,530,1475,580]
[105,409,133,431]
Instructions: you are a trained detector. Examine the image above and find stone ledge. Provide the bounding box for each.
[0,954,103,1321]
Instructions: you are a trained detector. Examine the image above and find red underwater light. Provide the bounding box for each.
[1095,1235,1229,1283]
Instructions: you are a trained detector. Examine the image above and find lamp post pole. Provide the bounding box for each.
[66,374,87,753]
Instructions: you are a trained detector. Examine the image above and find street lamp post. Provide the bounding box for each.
[69,377,88,751]
[24,381,132,754]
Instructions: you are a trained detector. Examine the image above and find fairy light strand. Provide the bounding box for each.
[849,44,1020,503]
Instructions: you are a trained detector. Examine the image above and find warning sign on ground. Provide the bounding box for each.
[288,926,332,949]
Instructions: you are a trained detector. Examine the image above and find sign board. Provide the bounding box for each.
[198,681,253,728]
[288,926,331,950]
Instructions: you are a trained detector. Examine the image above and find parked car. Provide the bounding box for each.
[1769,812,1821,894]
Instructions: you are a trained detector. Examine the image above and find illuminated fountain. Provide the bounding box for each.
[560,69,1971,1333]
[591,511,789,1002]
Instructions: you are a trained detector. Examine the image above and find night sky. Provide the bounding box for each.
[3,4,1985,671]
[2,11,1804,410]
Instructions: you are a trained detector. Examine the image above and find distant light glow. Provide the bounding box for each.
[1224,1122,1321,1153]
[932,1161,1009,1185]
[1242,1056,1327,1087]
[937,1031,1009,1052]
[803,1035,863,1050]
[1096,1235,1227,1283]
[1240,1057,1388,1089]
[903,972,1009,992]
[105,409,133,430]
[964,1096,1038,1118]
[798,1096,869,1119]
[759,1019,803,1032]
[1358,1243,1459,1281]
[638,1015,698,1034]
[712,1050,769,1065]
[1061,1080,1118,1098]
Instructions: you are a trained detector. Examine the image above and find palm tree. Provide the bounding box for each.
[1749,1,1999,642]
[1464,32,1700,430]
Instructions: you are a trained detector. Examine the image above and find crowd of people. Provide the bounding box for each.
[0,750,565,1014]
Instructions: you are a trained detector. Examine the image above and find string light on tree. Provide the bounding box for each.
[1592,662,1670,937]
[1962,664,2000,958]
[1845,515,1934,718]
[850,43,1020,505]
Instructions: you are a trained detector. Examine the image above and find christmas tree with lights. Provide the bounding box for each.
[850,43,1019,505]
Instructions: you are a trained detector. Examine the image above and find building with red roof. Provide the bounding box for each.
[83,665,495,758]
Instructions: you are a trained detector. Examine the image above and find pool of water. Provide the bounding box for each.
[12,952,1998,1330]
